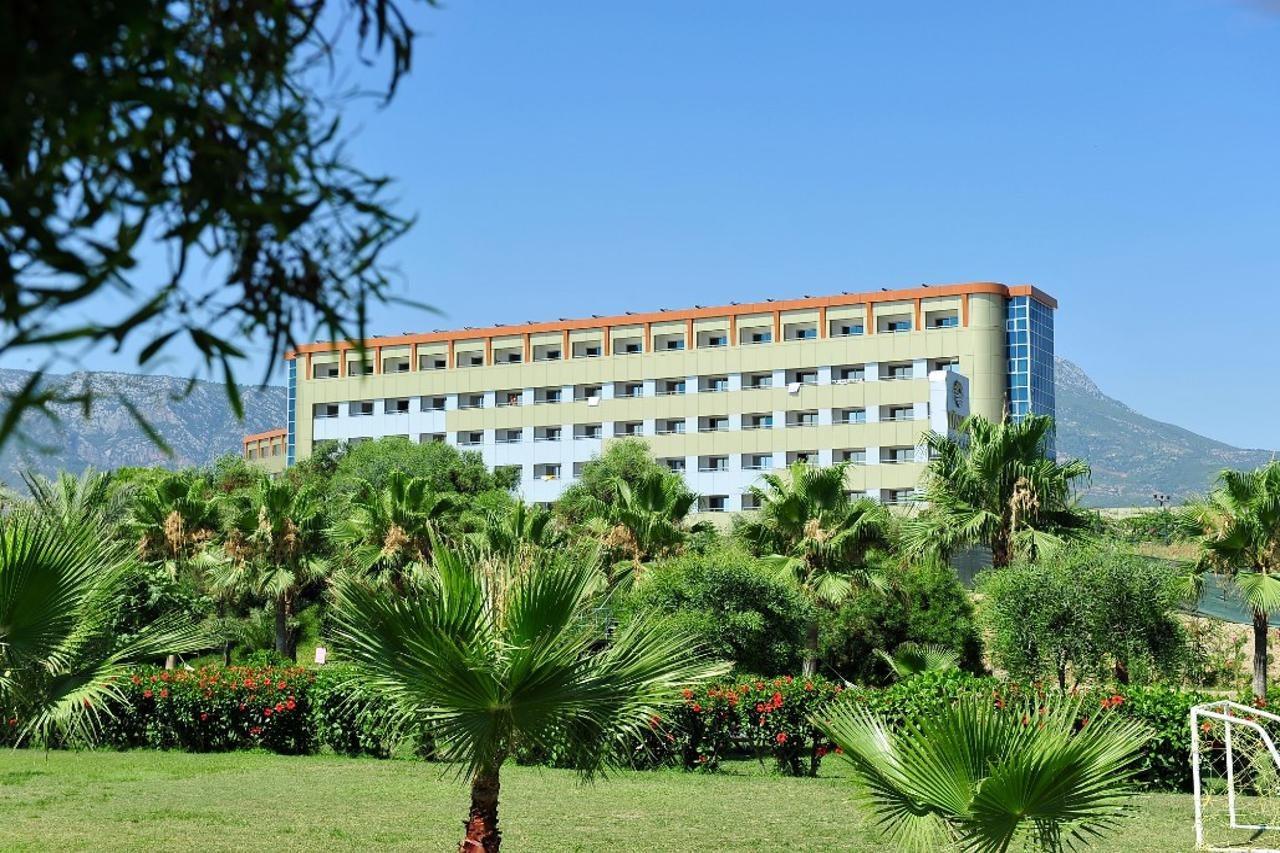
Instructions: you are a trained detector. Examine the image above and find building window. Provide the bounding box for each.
[350,401,374,417]
[498,390,523,408]
[496,429,522,445]
[616,381,644,399]
[458,394,485,410]
[657,419,686,435]
[700,376,729,393]
[314,403,339,419]
[787,410,818,428]
[837,448,867,464]
[832,322,864,337]
[313,362,339,379]
[657,379,685,396]
[458,431,484,447]
[535,426,562,442]
[614,421,643,437]
[699,416,729,433]
[384,398,410,414]
[745,372,773,390]
[534,463,561,480]
[699,456,729,473]
[699,495,728,513]
[575,423,603,440]
[834,365,865,383]
[836,408,865,425]
[661,457,687,473]
[882,362,913,381]
[422,396,446,412]
[744,412,773,430]
[742,453,773,471]
[882,405,914,422]
[419,432,445,444]
[383,356,410,373]
[931,315,959,328]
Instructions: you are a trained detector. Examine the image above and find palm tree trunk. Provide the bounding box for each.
[274,596,289,659]
[802,620,819,677]
[991,530,1012,568]
[460,768,501,852]
[1253,609,1269,700]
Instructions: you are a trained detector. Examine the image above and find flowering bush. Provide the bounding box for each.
[103,665,315,754]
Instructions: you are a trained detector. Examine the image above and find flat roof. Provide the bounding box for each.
[287,281,1055,358]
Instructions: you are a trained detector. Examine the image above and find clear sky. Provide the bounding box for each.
[19,1,1280,448]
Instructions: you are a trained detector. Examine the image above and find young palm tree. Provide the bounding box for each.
[470,502,563,558]
[328,470,455,589]
[820,696,1148,853]
[0,512,206,745]
[737,462,892,675]
[329,543,727,852]
[214,475,328,659]
[875,642,959,680]
[1179,462,1280,698]
[583,470,709,573]
[901,414,1091,568]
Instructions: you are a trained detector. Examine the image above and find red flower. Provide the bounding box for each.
[275,703,285,713]
[6,718,16,727]
[277,681,286,691]
[681,688,694,700]
[199,712,208,722]
[285,699,296,711]
[804,682,814,692]
[775,732,788,744]
[691,703,702,713]
[785,675,794,684]
[815,746,827,758]
[143,689,153,699]
[130,675,141,685]
[159,688,169,699]
[263,707,273,717]
[834,746,843,755]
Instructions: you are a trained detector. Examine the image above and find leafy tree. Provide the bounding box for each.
[902,414,1092,568]
[331,437,509,497]
[619,546,813,675]
[22,468,128,533]
[0,513,205,745]
[1179,462,1280,698]
[556,439,688,523]
[978,544,1185,690]
[329,470,454,590]
[213,475,329,659]
[820,558,982,686]
[736,462,891,675]
[126,473,221,568]
[821,696,1148,853]
[329,543,726,852]
[0,0,435,450]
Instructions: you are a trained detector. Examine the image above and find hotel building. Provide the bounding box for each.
[244,282,1057,511]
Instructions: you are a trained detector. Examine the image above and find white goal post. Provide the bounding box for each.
[1192,700,1280,852]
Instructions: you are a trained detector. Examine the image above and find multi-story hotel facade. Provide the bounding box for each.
[245,282,1057,511]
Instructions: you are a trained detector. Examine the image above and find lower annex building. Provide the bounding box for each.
[243,281,1057,511]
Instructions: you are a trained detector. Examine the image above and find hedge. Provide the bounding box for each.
[21,664,1232,791]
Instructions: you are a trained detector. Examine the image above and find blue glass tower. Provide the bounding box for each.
[286,358,297,466]
[1005,295,1056,454]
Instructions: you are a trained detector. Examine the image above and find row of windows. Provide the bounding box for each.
[310,359,959,418]
[308,314,964,378]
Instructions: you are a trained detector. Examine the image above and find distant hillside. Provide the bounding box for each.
[0,362,1271,505]
[0,369,285,485]
[1054,356,1275,507]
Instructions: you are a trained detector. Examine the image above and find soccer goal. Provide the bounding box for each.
[1192,701,1280,851]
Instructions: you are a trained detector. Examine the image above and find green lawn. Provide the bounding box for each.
[0,749,1225,851]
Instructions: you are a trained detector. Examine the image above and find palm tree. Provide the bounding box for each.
[0,512,205,745]
[329,470,455,590]
[737,462,891,675]
[1179,462,1280,698]
[329,543,727,852]
[583,470,709,574]
[820,696,1148,852]
[901,414,1091,568]
[471,502,563,558]
[875,642,959,679]
[214,475,328,659]
[126,473,221,570]
[22,468,128,533]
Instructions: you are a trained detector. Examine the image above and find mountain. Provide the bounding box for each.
[1054,356,1275,507]
[0,362,1272,506]
[0,369,286,485]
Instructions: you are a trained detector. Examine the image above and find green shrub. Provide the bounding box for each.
[819,560,982,685]
[311,664,433,759]
[620,548,812,675]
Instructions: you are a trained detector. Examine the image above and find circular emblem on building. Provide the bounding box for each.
[952,379,964,408]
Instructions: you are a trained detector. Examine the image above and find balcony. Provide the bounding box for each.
[497,391,523,408]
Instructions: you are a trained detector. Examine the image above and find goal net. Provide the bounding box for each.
[1193,701,1280,852]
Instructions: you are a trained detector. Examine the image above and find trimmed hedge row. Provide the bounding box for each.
[54,664,1240,791]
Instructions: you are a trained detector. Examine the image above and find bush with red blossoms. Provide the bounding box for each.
[103,665,316,754]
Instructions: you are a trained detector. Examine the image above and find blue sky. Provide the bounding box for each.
[20,1,1280,448]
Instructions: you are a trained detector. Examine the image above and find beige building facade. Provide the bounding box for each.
[247,282,1057,510]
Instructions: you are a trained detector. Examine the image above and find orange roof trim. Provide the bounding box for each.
[243,428,288,447]
[286,281,1056,358]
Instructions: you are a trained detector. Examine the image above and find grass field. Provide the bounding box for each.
[0,749,1238,851]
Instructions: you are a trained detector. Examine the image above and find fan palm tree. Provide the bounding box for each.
[583,470,709,574]
[737,462,892,675]
[819,695,1148,853]
[22,468,128,533]
[471,502,564,558]
[875,642,959,680]
[126,473,220,570]
[328,470,455,590]
[0,512,206,746]
[1179,462,1280,698]
[329,543,727,852]
[213,475,328,659]
[901,414,1091,568]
